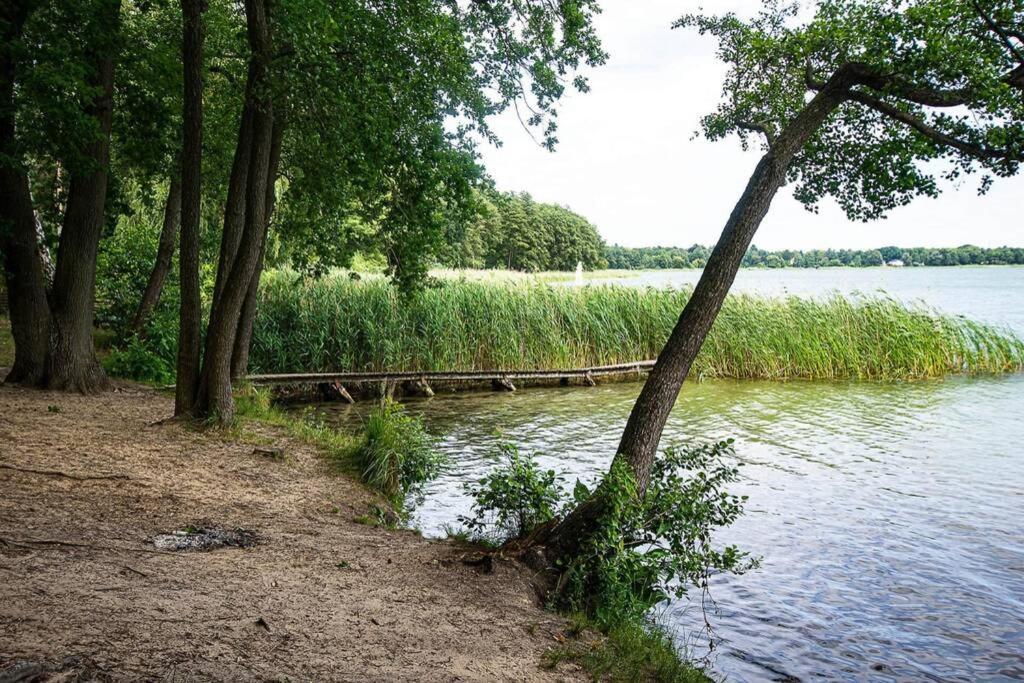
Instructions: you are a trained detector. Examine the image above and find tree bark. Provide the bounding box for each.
[194,0,272,423]
[537,65,861,561]
[43,0,121,392]
[231,114,284,380]
[174,0,204,416]
[0,0,50,384]
[211,73,255,308]
[129,176,181,335]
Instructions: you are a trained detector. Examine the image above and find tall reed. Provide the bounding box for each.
[250,272,1024,380]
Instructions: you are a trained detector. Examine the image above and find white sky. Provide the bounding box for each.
[476,0,1024,250]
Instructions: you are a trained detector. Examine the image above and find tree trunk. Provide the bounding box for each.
[231,114,284,381]
[211,75,255,308]
[174,0,204,416]
[0,0,50,384]
[194,0,272,423]
[537,67,860,561]
[43,0,121,392]
[130,177,181,335]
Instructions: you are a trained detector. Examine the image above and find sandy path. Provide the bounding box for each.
[0,382,580,682]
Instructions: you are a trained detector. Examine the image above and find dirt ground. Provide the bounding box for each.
[0,380,582,682]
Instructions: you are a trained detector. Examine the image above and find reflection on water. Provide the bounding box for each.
[308,375,1024,682]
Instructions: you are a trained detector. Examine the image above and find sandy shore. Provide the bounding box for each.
[0,381,580,681]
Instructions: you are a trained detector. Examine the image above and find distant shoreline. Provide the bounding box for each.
[604,244,1024,270]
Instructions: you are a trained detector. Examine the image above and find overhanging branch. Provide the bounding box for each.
[848,89,1023,164]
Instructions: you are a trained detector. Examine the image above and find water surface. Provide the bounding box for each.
[308,267,1024,682]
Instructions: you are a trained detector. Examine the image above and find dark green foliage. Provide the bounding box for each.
[439,191,607,272]
[103,335,175,384]
[462,439,753,680]
[353,400,447,510]
[94,195,183,382]
[556,442,757,624]
[459,442,562,542]
[606,243,1024,269]
[461,438,755,626]
[680,1,1024,222]
[95,197,179,333]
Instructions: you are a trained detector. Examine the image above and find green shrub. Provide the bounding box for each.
[557,441,758,625]
[459,442,562,543]
[463,439,752,680]
[353,400,447,509]
[103,335,176,384]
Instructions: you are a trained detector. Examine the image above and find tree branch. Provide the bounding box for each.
[848,89,1023,164]
[972,0,1024,66]
[735,119,776,147]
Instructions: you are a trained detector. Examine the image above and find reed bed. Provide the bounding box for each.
[250,272,1024,380]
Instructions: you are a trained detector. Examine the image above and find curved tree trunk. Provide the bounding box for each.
[174,0,204,416]
[130,177,181,335]
[194,0,273,423]
[537,68,859,562]
[0,0,50,384]
[231,114,284,381]
[43,0,121,393]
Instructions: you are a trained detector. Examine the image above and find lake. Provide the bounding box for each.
[310,266,1024,682]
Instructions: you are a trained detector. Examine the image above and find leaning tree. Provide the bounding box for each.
[537,0,1024,562]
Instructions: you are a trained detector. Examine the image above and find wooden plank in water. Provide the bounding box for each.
[246,360,656,386]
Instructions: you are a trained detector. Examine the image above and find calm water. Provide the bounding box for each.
[310,267,1024,682]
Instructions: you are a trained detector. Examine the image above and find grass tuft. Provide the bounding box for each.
[542,613,708,683]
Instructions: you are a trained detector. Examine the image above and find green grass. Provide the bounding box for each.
[351,399,446,509]
[249,271,1024,380]
[542,613,709,683]
[234,386,358,469]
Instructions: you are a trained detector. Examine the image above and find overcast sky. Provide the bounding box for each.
[476,0,1024,251]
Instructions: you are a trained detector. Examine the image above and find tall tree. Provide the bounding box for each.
[183,0,606,424]
[539,0,1024,561]
[174,0,204,415]
[0,0,51,385]
[43,0,122,392]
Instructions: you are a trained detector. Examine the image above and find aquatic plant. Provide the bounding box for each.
[249,272,1024,380]
[352,400,446,509]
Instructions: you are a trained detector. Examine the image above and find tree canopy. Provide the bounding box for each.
[682,0,1024,220]
[438,190,607,272]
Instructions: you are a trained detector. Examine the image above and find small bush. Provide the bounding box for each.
[558,440,758,625]
[459,442,562,543]
[353,400,446,509]
[103,335,176,384]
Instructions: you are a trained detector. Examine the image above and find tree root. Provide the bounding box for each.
[0,536,180,556]
[0,463,133,481]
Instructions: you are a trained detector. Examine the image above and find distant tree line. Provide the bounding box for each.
[439,191,607,272]
[605,244,1024,269]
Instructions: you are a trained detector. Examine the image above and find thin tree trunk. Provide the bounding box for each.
[538,68,859,562]
[0,0,50,384]
[174,0,204,416]
[194,0,272,423]
[130,177,181,335]
[231,115,283,380]
[43,0,121,392]
[211,75,255,308]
